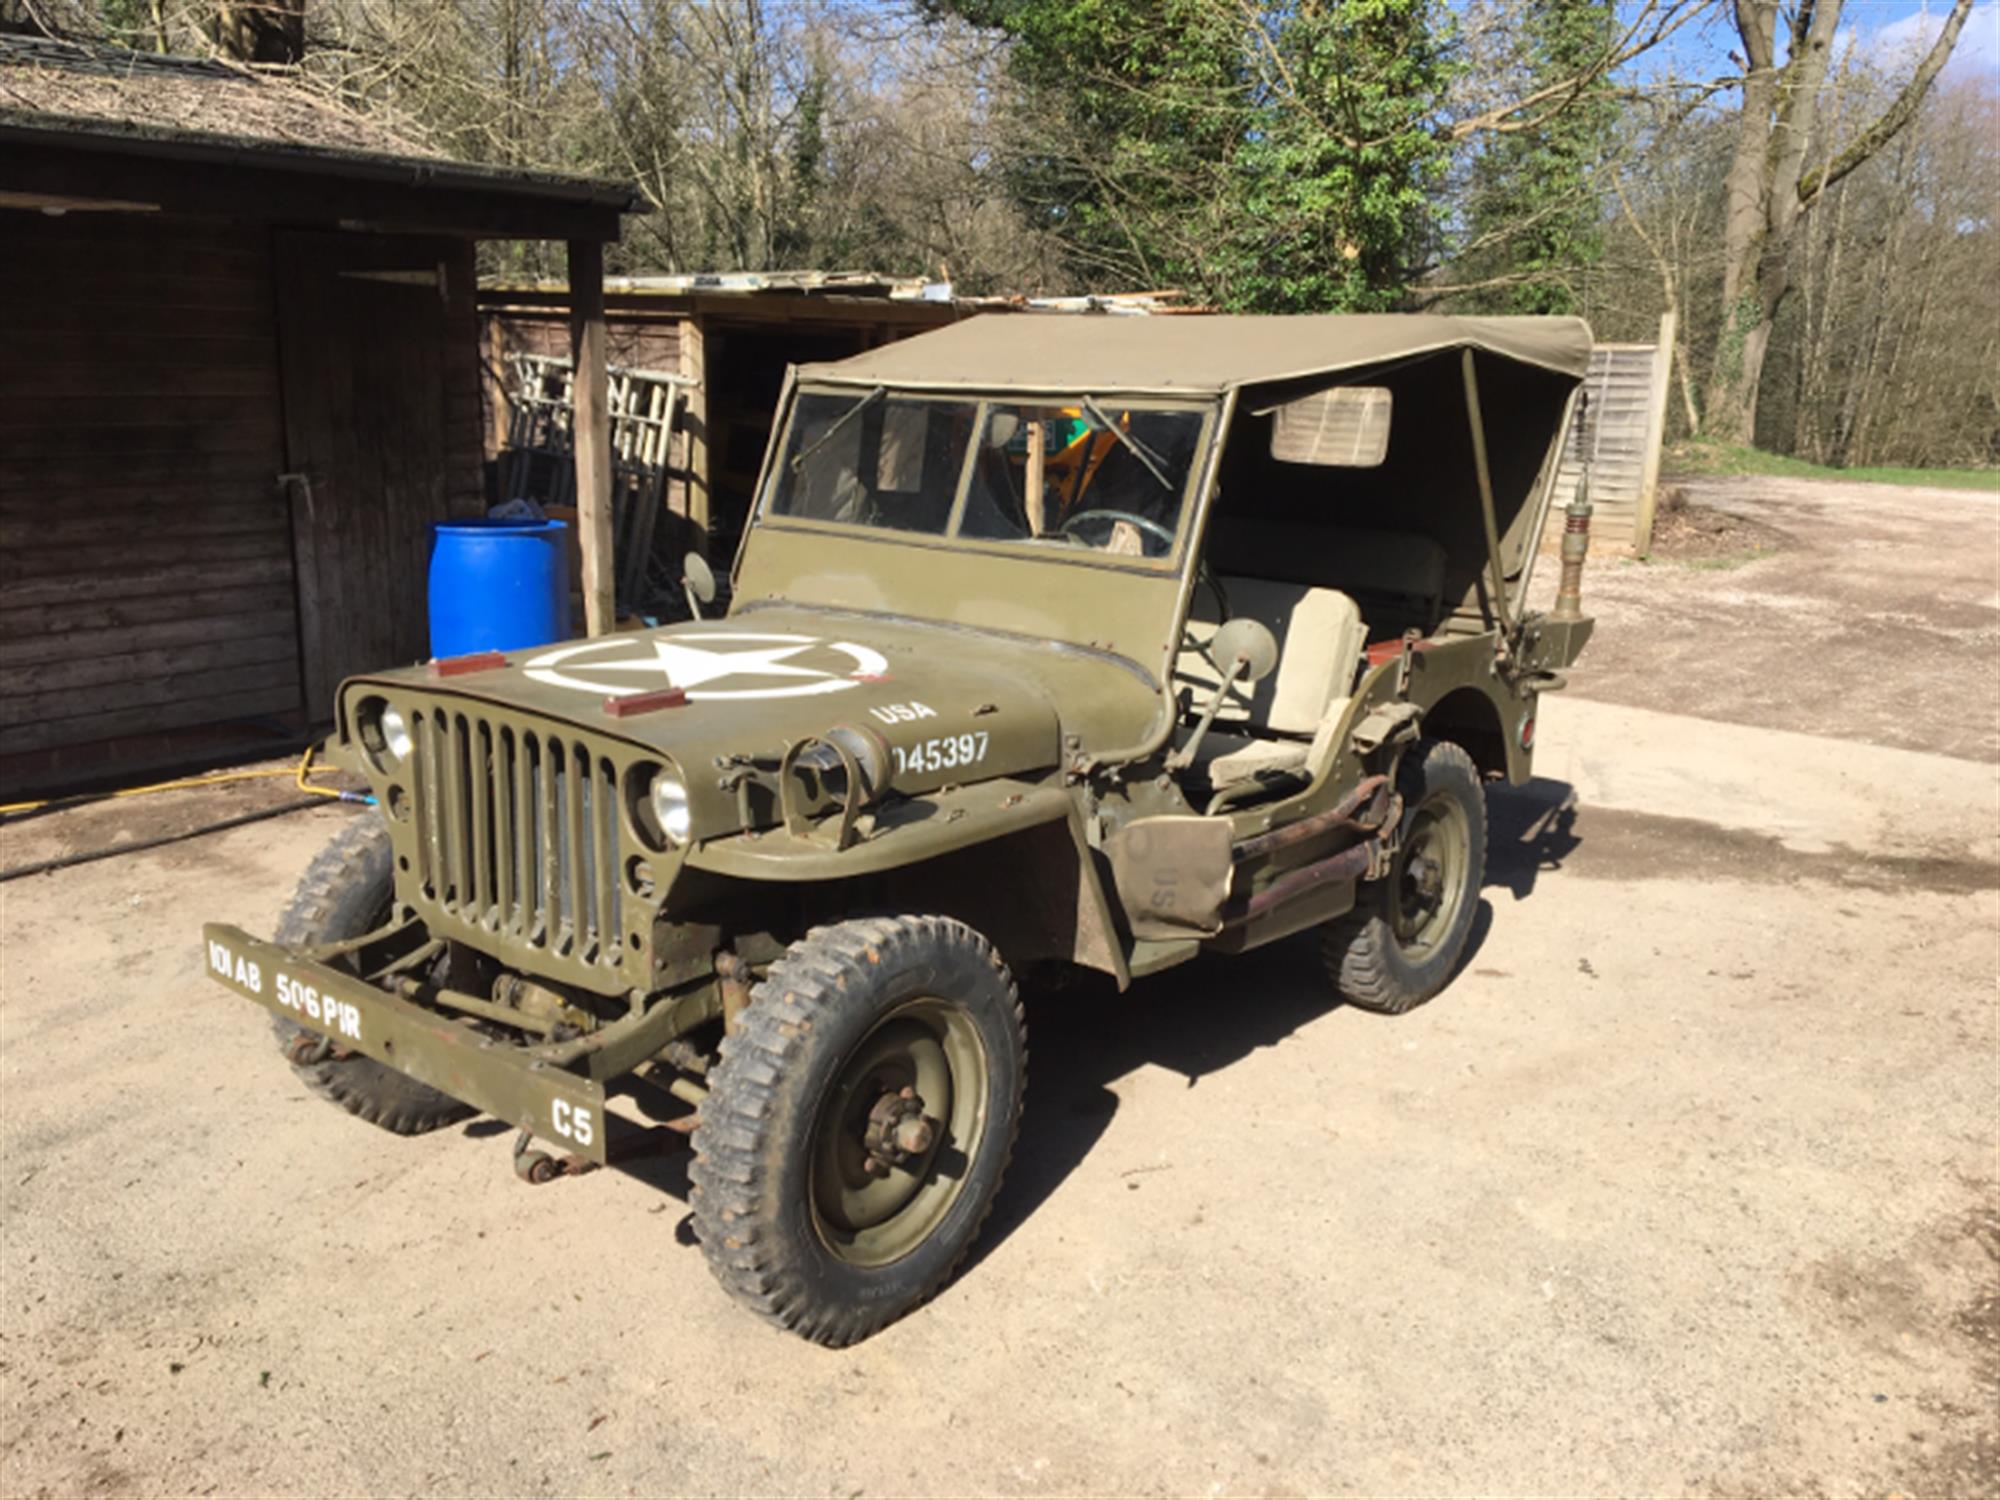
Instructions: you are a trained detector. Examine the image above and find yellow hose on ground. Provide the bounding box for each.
[293,742,354,800]
[0,744,357,817]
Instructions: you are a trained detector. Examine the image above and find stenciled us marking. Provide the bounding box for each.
[523,632,889,702]
[864,703,990,776]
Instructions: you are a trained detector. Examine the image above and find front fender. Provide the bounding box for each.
[685,779,1131,987]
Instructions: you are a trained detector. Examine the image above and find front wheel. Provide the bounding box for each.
[689,916,1026,1346]
[271,817,472,1134]
[1322,738,1486,1014]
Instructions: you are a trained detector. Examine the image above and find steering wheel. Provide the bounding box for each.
[1054,508,1176,557]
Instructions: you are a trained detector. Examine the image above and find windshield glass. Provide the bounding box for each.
[960,404,1203,559]
[767,391,979,536]
[765,391,1207,562]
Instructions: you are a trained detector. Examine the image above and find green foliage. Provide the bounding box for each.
[91,0,161,49]
[1457,0,1616,314]
[945,0,1247,286]
[1664,439,2000,492]
[774,61,831,265]
[1229,1,1455,312]
[930,0,1453,311]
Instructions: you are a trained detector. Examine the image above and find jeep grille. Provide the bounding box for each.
[405,706,626,972]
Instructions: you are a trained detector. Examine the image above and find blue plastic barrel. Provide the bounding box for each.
[427,517,572,658]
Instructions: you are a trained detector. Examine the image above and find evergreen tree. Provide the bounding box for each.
[930,0,1452,311]
[1458,0,1616,314]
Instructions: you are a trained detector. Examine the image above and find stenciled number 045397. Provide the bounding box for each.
[891,731,989,777]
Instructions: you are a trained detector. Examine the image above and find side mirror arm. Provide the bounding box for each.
[1164,654,1251,773]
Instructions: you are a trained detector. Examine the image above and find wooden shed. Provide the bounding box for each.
[479,274,967,577]
[478,278,1194,580]
[0,36,634,795]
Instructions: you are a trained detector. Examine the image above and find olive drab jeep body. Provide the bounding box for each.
[204,313,1600,1345]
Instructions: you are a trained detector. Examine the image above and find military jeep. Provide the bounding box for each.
[203,313,1598,1345]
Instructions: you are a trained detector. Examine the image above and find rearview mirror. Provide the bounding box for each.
[1163,615,1281,776]
[1211,616,1279,684]
[682,551,716,619]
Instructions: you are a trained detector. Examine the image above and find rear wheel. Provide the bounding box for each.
[1322,738,1486,1014]
[690,915,1026,1346]
[271,816,471,1135]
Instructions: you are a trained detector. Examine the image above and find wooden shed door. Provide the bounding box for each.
[275,230,474,716]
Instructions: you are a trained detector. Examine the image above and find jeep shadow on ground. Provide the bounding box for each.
[470,776,1586,1262]
[968,773,1585,1269]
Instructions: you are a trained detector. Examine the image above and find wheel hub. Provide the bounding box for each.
[861,1085,935,1177]
[1408,854,1443,899]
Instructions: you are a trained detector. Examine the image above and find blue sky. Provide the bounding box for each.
[1846,0,2000,73]
[1651,0,2000,82]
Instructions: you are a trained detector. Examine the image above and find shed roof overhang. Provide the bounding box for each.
[0,119,637,241]
[795,312,1594,395]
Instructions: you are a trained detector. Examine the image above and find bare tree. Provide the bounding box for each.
[1703,0,1973,444]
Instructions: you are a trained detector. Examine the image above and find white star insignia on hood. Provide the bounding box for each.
[521,632,889,701]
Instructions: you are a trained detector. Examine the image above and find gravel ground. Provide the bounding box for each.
[1529,475,2000,763]
[2,476,1995,1499]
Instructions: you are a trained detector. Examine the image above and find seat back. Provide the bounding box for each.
[1176,576,1365,738]
[1204,520,1449,637]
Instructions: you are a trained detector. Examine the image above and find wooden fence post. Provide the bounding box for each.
[568,238,615,635]
[1633,309,1677,557]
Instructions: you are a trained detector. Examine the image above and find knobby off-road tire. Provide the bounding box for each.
[271,816,471,1135]
[689,916,1027,1347]
[1322,738,1486,1015]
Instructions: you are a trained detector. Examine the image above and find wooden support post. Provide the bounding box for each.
[568,238,615,636]
[1460,348,1512,630]
[1024,418,1046,536]
[680,314,711,554]
[1632,309,1677,557]
[484,315,514,464]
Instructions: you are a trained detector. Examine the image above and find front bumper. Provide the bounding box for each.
[202,923,608,1163]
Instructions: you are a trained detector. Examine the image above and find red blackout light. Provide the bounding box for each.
[603,687,688,717]
[427,651,509,677]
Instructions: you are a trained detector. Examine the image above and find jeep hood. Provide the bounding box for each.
[341,607,1161,833]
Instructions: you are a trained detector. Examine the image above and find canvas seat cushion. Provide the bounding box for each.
[1194,732,1311,789]
[1175,576,1366,737]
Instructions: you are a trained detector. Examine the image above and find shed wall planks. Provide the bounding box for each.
[0,213,305,773]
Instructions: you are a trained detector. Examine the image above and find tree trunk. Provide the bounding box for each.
[213,0,305,64]
[1703,0,1972,447]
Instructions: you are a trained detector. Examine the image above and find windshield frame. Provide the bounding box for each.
[748,379,1223,576]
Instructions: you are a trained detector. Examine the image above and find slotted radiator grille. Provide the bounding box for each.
[406,707,625,970]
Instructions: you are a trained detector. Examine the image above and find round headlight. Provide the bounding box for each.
[650,769,691,846]
[378,704,413,763]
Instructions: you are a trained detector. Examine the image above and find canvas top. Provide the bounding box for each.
[797,312,1595,395]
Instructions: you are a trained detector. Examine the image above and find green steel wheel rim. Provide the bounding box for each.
[809,998,991,1269]
[1391,792,1471,962]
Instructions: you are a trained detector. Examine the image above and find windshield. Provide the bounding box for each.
[765,391,1208,561]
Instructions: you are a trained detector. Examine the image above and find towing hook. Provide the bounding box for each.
[286,1032,332,1067]
[511,1127,606,1185]
[512,1127,565,1185]
[514,1147,563,1185]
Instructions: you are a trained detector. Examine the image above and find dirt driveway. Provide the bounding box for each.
[2,478,1995,1499]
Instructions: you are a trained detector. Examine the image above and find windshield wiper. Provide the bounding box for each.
[1081,395,1174,492]
[789,386,886,473]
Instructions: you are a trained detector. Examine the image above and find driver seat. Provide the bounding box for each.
[1175,577,1367,791]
